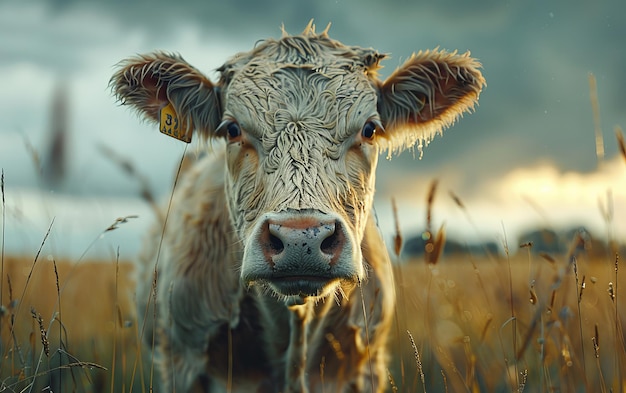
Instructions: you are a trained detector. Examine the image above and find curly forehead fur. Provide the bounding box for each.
[218,24,385,83]
[217,25,386,235]
[218,24,383,141]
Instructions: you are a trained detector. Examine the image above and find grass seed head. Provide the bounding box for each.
[448,190,465,209]
[578,275,586,303]
[561,343,573,367]
[529,287,538,305]
[615,125,626,164]
[391,198,403,257]
[519,242,533,249]
[1,168,4,204]
[540,252,556,264]
[30,307,50,357]
[608,282,615,302]
[425,179,438,231]
[387,369,398,393]
[592,324,600,358]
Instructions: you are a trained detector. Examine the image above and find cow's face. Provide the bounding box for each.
[219,51,383,300]
[111,27,485,302]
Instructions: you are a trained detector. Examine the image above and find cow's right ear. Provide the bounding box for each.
[110,52,221,140]
[375,49,485,156]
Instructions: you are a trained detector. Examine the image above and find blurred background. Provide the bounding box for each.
[1,0,625,260]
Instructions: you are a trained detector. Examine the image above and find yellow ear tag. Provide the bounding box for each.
[159,103,192,143]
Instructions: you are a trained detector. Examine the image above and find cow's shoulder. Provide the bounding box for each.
[164,145,228,233]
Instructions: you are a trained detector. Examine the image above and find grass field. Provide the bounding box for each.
[1,242,624,392]
[392,249,626,392]
[0,255,141,392]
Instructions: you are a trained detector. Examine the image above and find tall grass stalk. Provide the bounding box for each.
[390,197,406,389]
[55,215,137,299]
[110,248,119,393]
[613,254,624,391]
[571,251,588,387]
[1,169,5,343]
[358,283,376,392]
[4,217,55,375]
[592,324,607,393]
[53,259,62,391]
[27,307,51,393]
[129,145,188,392]
[422,180,437,391]
[407,330,426,393]
[588,72,605,164]
[502,226,519,390]
[614,126,626,391]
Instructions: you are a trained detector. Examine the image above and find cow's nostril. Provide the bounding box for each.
[320,231,338,255]
[268,232,284,254]
[320,222,343,257]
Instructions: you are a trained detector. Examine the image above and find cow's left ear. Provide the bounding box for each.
[110,52,221,141]
[376,49,485,155]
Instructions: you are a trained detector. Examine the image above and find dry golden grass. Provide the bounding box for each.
[389,249,626,393]
[384,174,626,392]
[0,255,141,392]
[0,256,134,345]
[1,245,624,392]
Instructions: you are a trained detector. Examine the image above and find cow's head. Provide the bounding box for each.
[111,25,485,302]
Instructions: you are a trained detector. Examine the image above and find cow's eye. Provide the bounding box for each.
[226,122,241,140]
[361,120,378,140]
[218,120,242,141]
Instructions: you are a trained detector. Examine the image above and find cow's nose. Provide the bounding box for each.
[261,217,345,270]
[242,210,361,298]
[261,217,345,268]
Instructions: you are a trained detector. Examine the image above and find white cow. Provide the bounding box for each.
[111,23,484,393]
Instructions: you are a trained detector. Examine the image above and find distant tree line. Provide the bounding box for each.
[401,226,623,261]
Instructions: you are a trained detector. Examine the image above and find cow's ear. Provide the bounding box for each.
[376,49,485,155]
[110,52,221,141]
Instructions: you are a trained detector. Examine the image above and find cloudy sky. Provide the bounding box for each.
[1,0,625,259]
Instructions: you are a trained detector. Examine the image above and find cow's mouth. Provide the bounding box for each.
[259,275,341,298]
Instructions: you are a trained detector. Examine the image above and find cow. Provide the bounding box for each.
[110,22,485,393]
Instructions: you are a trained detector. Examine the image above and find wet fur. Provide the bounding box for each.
[112,22,484,392]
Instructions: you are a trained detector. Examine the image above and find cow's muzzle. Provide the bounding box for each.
[242,210,361,298]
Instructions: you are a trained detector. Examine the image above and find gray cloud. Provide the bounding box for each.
[3,0,625,189]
